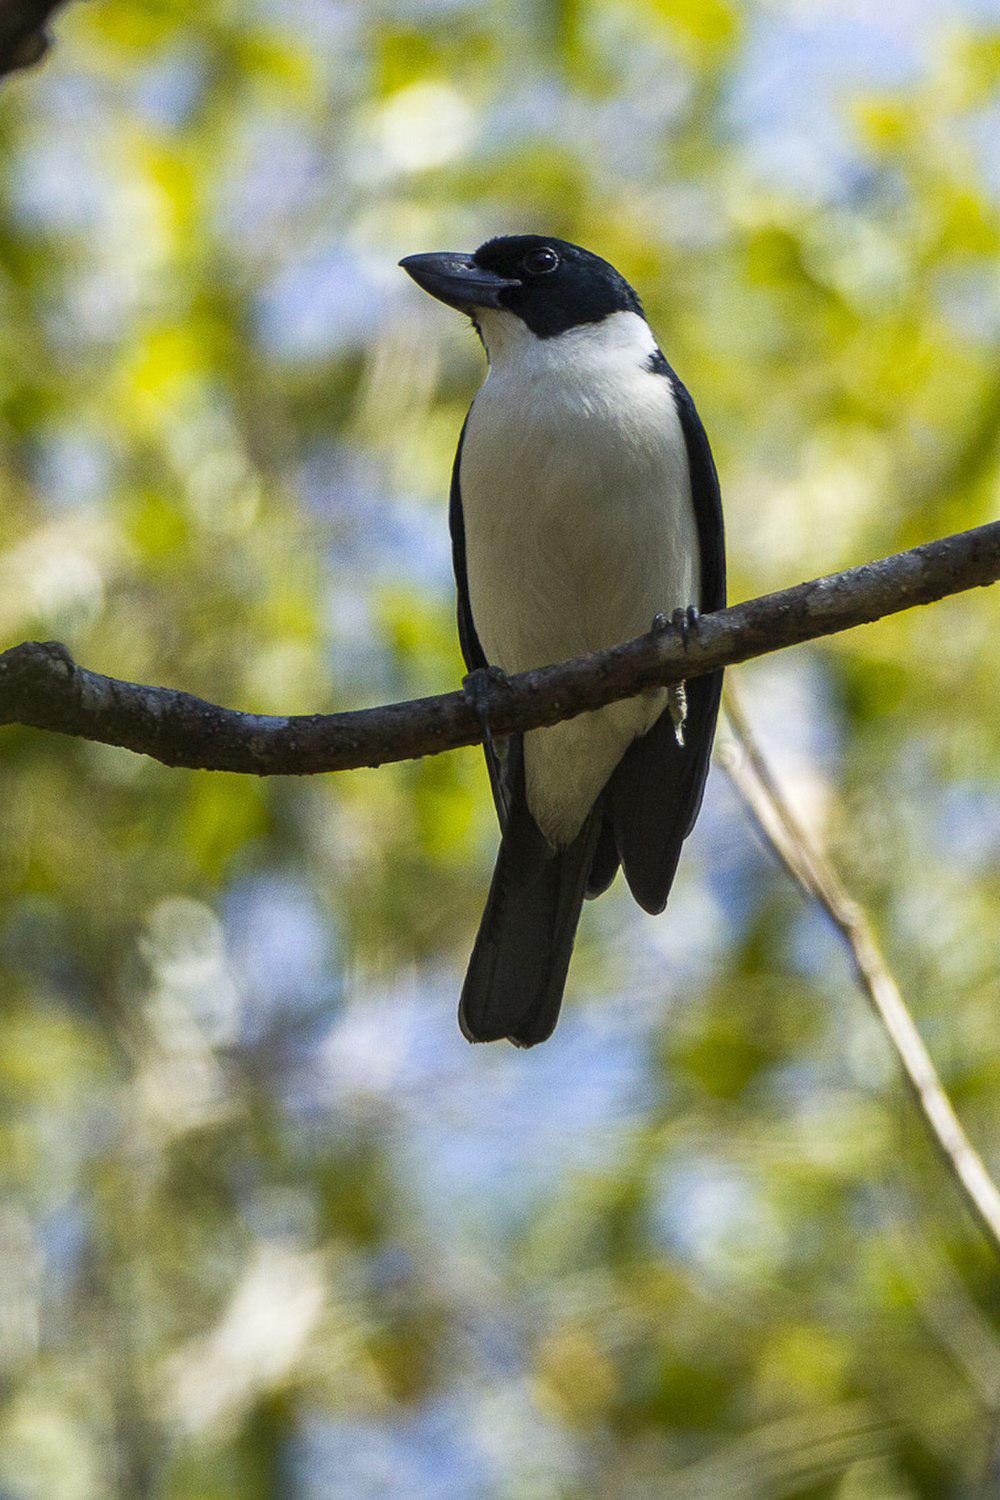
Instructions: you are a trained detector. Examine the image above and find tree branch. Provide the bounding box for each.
[0,0,72,77]
[0,521,997,775]
[719,685,1000,1260]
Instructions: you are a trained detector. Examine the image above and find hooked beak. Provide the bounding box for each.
[399,252,520,312]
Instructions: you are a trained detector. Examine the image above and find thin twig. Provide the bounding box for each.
[0,521,997,775]
[718,683,1000,1259]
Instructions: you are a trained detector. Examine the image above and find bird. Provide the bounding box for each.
[400,235,725,1047]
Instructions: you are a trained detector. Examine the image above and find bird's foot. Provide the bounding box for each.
[668,681,688,747]
[650,605,700,650]
[652,609,697,742]
[462,665,509,757]
[674,605,700,649]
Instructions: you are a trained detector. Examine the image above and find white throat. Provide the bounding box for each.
[475,306,658,370]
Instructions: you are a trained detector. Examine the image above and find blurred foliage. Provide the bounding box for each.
[0,0,998,1496]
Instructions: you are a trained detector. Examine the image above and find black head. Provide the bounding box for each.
[400,235,643,339]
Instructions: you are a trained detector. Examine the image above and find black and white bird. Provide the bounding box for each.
[401,235,725,1047]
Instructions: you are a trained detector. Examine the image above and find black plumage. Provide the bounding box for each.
[451,358,724,1042]
[402,235,726,1046]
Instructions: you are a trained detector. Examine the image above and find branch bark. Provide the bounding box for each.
[0,520,997,775]
[719,685,1000,1260]
[0,0,72,77]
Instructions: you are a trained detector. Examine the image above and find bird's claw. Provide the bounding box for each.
[672,605,700,650]
[650,609,698,744]
[462,665,509,757]
[649,605,700,650]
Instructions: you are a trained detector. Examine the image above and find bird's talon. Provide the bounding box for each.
[670,605,701,650]
[463,666,509,755]
[649,612,670,635]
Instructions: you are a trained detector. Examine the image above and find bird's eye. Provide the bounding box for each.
[522,246,559,276]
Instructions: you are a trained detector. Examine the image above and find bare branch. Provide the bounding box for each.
[0,520,997,775]
[0,0,72,77]
[719,685,1000,1260]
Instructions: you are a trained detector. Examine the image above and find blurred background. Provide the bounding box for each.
[0,0,998,1495]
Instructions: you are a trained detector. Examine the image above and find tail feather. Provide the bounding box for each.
[459,803,600,1047]
[610,669,722,914]
[584,799,619,900]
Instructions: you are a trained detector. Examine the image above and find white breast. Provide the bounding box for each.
[460,308,699,847]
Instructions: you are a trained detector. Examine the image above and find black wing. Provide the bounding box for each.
[603,357,726,913]
[449,414,512,827]
[449,416,487,675]
[451,418,601,1046]
[669,364,726,615]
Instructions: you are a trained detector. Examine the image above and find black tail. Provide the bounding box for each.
[609,668,723,914]
[459,798,600,1048]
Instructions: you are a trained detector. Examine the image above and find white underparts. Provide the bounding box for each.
[460,308,700,847]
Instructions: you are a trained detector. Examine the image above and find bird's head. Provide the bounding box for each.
[400,235,643,352]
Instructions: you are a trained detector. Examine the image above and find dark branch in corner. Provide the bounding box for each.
[0,0,72,76]
[0,521,998,776]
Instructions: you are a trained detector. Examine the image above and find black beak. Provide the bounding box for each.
[399,252,520,312]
